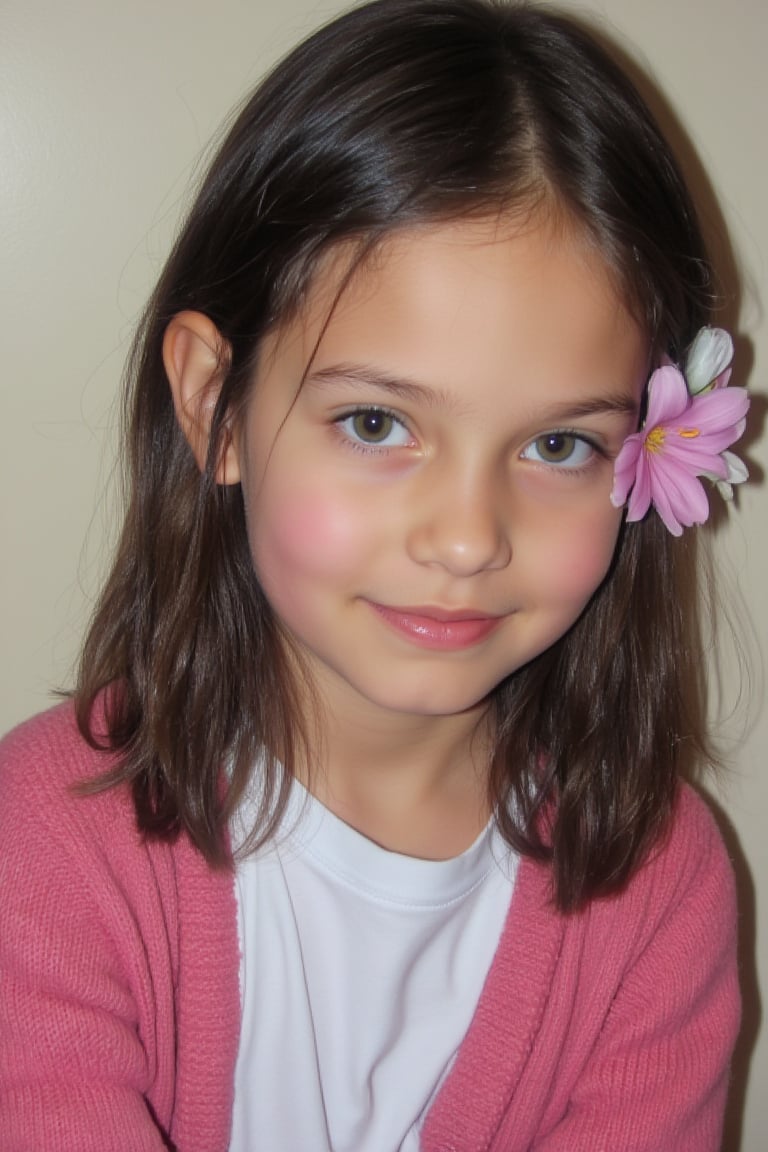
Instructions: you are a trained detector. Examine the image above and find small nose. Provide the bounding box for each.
[406,464,512,576]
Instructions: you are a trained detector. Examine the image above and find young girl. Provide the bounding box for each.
[0,1,747,1149]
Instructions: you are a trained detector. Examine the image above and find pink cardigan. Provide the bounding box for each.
[0,704,739,1151]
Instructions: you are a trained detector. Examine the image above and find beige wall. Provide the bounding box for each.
[1,1,765,1145]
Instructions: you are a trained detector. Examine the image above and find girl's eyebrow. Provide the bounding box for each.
[306,363,457,409]
[306,362,639,420]
[540,395,641,421]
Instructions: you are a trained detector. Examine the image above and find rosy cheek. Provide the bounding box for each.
[541,513,621,603]
[251,479,364,582]
[563,551,611,600]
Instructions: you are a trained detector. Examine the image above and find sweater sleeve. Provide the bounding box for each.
[0,707,176,1151]
[533,787,741,1152]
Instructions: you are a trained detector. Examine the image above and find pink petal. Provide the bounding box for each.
[659,437,730,476]
[627,443,712,535]
[681,387,749,435]
[649,462,709,535]
[658,463,710,524]
[647,477,684,535]
[663,430,740,458]
[610,435,643,507]
[625,450,653,521]
[645,366,691,427]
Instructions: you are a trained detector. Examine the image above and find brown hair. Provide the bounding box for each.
[76,0,715,910]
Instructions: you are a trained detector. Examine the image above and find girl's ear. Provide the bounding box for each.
[163,310,241,485]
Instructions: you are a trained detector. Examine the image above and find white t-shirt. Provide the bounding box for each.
[230,780,516,1152]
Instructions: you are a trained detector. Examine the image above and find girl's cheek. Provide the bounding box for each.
[539,510,622,602]
[250,479,367,579]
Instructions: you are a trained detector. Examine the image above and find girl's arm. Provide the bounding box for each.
[423,784,740,1152]
[532,794,740,1152]
[0,706,176,1151]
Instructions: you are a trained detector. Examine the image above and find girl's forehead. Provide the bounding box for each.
[257,212,647,408]
[284,213,639,348]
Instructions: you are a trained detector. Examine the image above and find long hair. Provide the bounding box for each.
[76,0,714,910]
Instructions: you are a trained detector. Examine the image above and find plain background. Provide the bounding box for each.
[1,0,765,1145]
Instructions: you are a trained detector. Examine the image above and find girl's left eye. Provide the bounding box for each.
[521,432,596,469]
[336,408,412,448]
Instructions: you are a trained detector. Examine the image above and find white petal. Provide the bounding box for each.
[722,450,749,485]
[686,327,734,394]
[702,452,748,502]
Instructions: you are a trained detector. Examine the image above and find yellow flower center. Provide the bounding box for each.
[646,427,666,454]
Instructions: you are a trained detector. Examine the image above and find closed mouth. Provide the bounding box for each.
[368,602,503,649]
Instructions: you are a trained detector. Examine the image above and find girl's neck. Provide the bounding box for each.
[296,698,493,860]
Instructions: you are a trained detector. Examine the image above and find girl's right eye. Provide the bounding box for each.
[335,407,412,449]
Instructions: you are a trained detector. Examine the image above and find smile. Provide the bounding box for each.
[368,602,503,650]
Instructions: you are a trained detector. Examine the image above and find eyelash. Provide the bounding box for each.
[333,406,412,453]
[520,430,606,473]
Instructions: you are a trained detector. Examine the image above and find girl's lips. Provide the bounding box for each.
[369,602,503,650]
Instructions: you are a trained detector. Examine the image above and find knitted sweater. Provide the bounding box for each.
[0,703,739,1151]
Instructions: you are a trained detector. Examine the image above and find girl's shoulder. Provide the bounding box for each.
[0,701,162,946]
[573,780,739,995]
[580,782,738,956]
[511,780,737,986]
[0,695,236,927]
[1,697,108,777]
[643,781,736,909]
[0,701,240,1146]
[0,698,129,837]
[0,698,229,935]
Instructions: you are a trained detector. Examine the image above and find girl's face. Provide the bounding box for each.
[233,215,646,727]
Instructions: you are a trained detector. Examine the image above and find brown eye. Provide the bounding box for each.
[522,433,594,469]
[337,408,411,448]
[536,433,577,462]
[352,410,395,443]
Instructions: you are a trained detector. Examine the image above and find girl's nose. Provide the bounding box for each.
[405,467,512,577]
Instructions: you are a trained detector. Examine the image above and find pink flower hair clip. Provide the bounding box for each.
[610,327,750,536]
